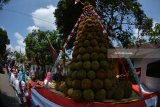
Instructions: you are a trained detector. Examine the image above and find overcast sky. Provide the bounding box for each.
[0,0,160,54]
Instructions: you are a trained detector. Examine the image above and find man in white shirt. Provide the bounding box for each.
[13,69,26,107]
[10,67,16,86]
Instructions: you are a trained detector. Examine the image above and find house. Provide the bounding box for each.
[128,42,160,92]
[131,43,156,77]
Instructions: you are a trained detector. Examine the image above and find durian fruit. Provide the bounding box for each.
[83,61,91,70]
[104,78,112,90]
[71,71,78,79]
[83,89,94,102]
[93,46,100,53]
[67,88,73,97]
[91,52,98,61]
[96,69,107,79]
[70,62,76,70]
[110,78,118,87]
[79,47,85,54]
[91,61,99,70]
[92,79,103,90]
[81,79,92,89]
[91,39,98,46]
[106,70,113,78]
[83,40,90,47]
[100,46,107,53]
[119,80,132,98]
[67,70,73,77]
[100,60,108,70]
[71,90,82,102]
[77,55,82,61]
[86,46,93,54]
[106,87,115,99]
[87,70,96,80]
[82,53,90,61]
[74,41,78,46]
[76,61,83,69]
[95,89,106,102]
[113,87,124,100]
[123,86,132,98]
[86,34,93,40]
[98,53,106,61]
[65,78,72,88]
[72,79,81,89]
[76,69,86,80]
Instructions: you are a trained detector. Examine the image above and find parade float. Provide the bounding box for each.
[31,2,158,107]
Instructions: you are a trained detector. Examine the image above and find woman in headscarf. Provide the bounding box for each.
[26,72,42,107]
[27,72,37,96]
[25,68,30,84]
[18,67,24,81]
[44,71,52,88]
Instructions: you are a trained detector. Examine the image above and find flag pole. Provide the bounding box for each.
[79,1,84,5]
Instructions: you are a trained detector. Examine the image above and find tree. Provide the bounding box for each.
[12,51,25,64]
[0,0,10,9]
[24,30,61,78]
[149,23,160,45]
[0,28,10,60]
[54,0,153,48]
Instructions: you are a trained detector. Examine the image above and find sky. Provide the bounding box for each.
[0,0,160,54]
[0,0,58,54]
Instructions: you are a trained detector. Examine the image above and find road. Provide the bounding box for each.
[0,68,19,107]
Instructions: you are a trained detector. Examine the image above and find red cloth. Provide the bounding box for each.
[35,88,150,107]
[26,95,31,107]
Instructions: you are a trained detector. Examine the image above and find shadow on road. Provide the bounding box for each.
[0,90,19,107]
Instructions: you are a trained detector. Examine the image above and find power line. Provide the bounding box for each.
[3,8,55,25]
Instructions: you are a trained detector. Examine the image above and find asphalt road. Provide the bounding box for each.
[0,68,19,107]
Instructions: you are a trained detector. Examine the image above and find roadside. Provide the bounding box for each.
[0,68,19,107]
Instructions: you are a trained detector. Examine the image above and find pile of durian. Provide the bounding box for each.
[56,13,132,102]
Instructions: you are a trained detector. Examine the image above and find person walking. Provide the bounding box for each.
[13,69,26,107]
[26,72,43,107]
[44,71,52,88]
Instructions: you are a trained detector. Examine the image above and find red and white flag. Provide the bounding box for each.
[75,0,80,4]
[46,36,57,60]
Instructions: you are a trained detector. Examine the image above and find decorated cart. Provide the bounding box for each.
[31,2,158,107]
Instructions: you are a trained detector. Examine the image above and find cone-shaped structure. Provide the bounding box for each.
[63,3,132,102]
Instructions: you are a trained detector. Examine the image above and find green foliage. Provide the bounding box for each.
[0,28,10,60]
[24,30,61,65]
[149,23,160,45]
[54,0,153,48]
[13,51,25,63]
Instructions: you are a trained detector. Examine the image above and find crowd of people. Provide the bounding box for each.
[6,63,52,107]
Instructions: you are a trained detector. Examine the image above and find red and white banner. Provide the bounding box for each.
[31,85,158,107]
